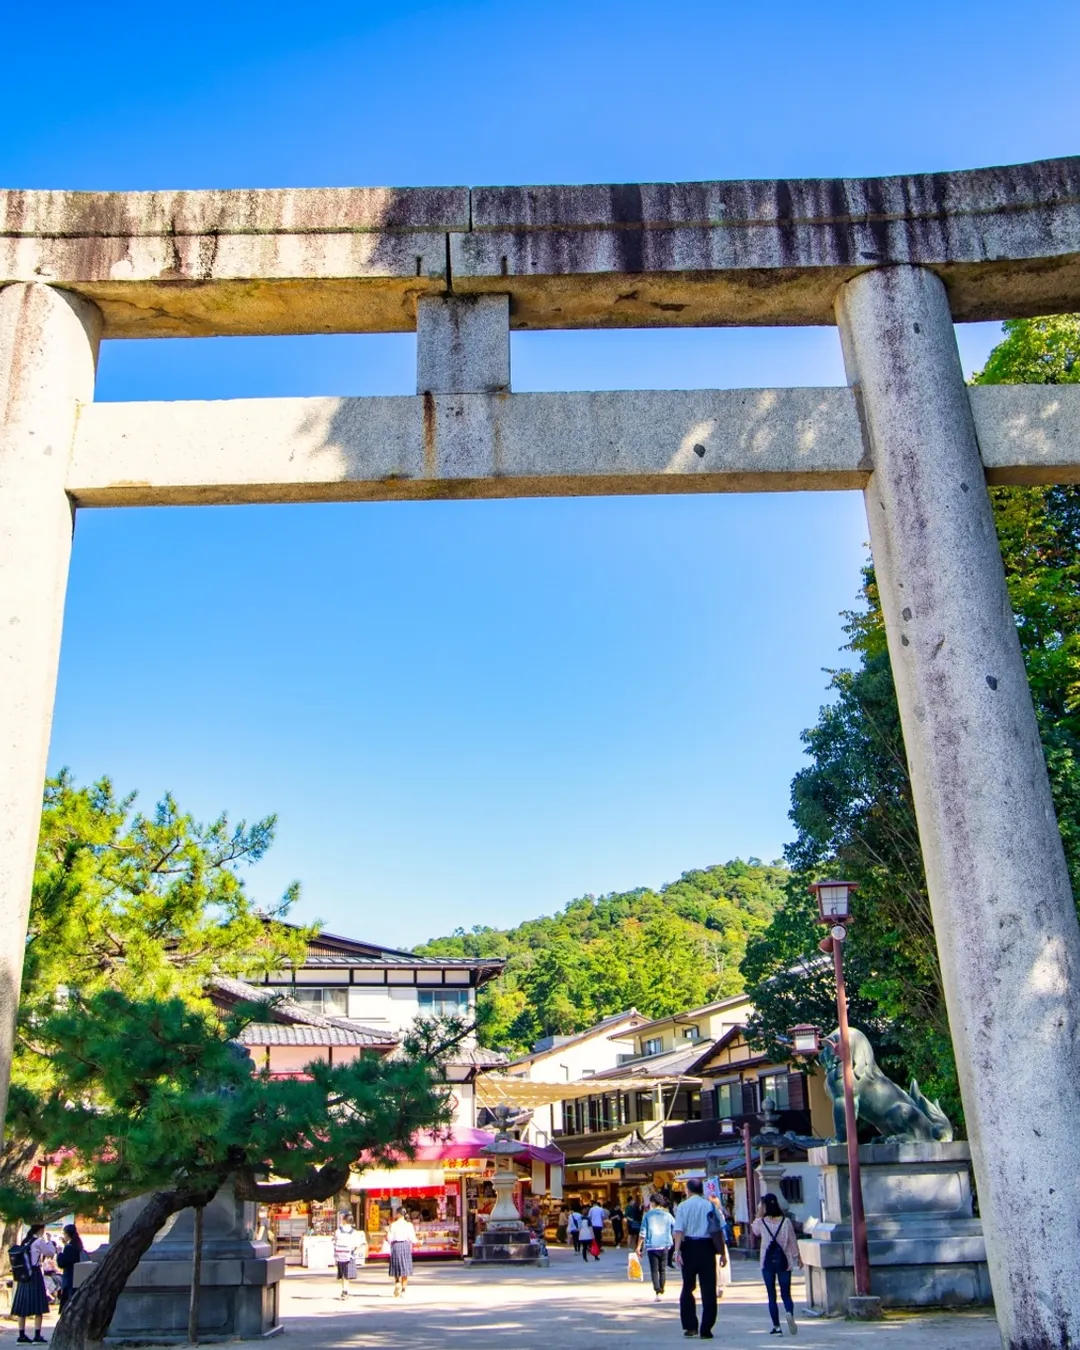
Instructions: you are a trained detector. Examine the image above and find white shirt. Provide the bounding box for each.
[387,1216,417,1245]
[588,1205,606,1229]
[673,1194,713,1239]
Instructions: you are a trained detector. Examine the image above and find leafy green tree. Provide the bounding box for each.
[4,990,452,1350]
[3,774,312,1253]
[417,861,786,1053]
[741,315,1080,1126]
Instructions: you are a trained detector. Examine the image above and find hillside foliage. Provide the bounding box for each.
[416,860,785,1054]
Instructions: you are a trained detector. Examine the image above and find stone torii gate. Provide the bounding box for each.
[2,158,1080,1347]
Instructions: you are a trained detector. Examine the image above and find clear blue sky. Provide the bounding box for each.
[5,0,1076,946]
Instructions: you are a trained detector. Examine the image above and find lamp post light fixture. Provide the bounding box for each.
[808,879,873,1302]
[789,1023,821,1057]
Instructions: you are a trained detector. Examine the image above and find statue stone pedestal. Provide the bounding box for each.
[469,1147,548,1267]
[75,1184,283,1341]
[800,1141,990,1315]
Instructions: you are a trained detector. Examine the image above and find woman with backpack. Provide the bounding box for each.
[750,1194,802,1336]
[11,1222,51,1343]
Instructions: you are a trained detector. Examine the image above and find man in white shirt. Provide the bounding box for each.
[673,1179,719,1339]
[587,1201,607,1253]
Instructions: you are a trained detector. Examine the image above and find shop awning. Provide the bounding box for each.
[359,1126,564,1169]
[636,1143,744,1172]
[476,1074,700,1109]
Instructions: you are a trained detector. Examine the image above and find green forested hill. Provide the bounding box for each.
[414,860,785,1054]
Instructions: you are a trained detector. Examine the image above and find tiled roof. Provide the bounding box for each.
[627,994,754,1037]
[448,1045,509,1068]
[590,1040,714,1081]
[236,1023,394,1048]
[502,1010,645,1068]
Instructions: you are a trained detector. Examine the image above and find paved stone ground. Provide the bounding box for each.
[262,1248,1000,1350]
[5,1248,1001,1347]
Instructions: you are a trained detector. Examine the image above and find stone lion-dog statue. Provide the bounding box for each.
[820,1027,953,1144]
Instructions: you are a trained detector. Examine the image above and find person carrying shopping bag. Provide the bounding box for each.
[636,1194,675,1299]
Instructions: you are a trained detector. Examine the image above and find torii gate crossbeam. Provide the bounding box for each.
[2,157,1080,1349]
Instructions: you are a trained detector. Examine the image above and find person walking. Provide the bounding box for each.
[587,1200,606,1253]
[55,1224,85,1313]
[625,1197,643,1247]
[567,1207,582,1253]
[610,1204,625,1248]
[386,1209,417,1298]
[636,1194,675,1299]
[577,1212,597,1262]
[672,1178,720,1340]
[333,1212,365,1299]
[751,1194,802,1336]
[12,1222,51,1343]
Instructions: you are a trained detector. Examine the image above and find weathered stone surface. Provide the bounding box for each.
[837,265,1080,1350]
[80,1184,283,1342]
[417,294,510,394]
[0,187,468,336]
[65,383,1079,506]
[1,159,1077,334]
[801,1141,990,1316]
[0,283,100,1134]
[66,386,867,505]
[972,383,1080,483]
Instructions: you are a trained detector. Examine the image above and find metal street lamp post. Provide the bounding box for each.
[810,880,873,1300]
[721,1115,756,1248]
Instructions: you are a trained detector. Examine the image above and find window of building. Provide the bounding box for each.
[779,1175,804,1204]
[635,1091,656,1121]
[759,1073,791,1110]
[417,988,471,1017]
[682,1026,701,1041]
[715,1081,742,1120]
[290,987,348,1017]
[643,1036,665,1057]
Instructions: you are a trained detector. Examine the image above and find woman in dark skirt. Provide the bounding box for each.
[12,1221,50,1343]
[385,1209,417,1298]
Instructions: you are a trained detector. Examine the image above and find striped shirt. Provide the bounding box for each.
[673,1194,713,1239]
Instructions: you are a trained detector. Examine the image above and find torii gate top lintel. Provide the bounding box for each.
[3,155,1078,337]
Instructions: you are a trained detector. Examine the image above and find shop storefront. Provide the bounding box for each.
[350,1127,564,1261]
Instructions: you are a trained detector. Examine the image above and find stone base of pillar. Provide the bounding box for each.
[74,1184,284,1342]
[799,1141,990,1317]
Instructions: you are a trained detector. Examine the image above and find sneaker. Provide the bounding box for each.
[17,1338,32,1345]
[770,1329,783,1336]
[787,1312,797,1335]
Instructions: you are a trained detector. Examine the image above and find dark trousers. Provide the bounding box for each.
[581,1236,593,1261]
[764,1268,794,1328]
[646,1249,667,1293]
[589,1220,603,1250]
[571,1233,580,1252]
[679,1238,718,1337]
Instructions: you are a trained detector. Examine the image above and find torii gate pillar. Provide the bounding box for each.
[838,265,1080,1348]
[0,283,101,1128]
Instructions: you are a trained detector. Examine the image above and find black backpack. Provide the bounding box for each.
[762,1218,789,1273]
[8,1241,32,1283]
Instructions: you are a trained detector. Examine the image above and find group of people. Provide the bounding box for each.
[569,1185,803,1340]
[332,1209,417,1301]
[9,1222,86,1344]
[564,1200,616,1261]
